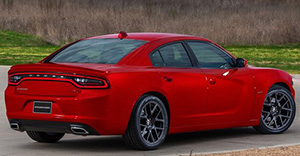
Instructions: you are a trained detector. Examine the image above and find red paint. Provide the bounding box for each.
[5,33,295,135]
[244,59,248,67]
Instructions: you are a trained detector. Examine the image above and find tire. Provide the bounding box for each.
[253,84,296,134]
[123,95,169,150]
[26,131,65,143]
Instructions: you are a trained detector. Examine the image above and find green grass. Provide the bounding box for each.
[0,30,299,73]
[224,44,300,74]
[0,30,59,65]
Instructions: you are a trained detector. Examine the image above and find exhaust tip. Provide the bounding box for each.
[71,126,89,135]
[10,123,19,130]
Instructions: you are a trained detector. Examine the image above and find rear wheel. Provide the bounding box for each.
[123,95,169,150]
[253,85,296,134]
[26,131,65,143]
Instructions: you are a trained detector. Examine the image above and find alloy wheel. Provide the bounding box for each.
[139,101,166,144]
[261,90,293,130]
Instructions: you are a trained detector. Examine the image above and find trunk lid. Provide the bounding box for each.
[9,63,113,97]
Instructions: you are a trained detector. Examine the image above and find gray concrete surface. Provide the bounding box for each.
[0,65,299,156]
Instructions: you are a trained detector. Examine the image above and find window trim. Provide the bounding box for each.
[149,41,198,68]
[184,40,237,69]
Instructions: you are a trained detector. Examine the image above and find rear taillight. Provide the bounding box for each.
[8,73,109,89]
[9,75,23,83]
[73,77,108,88]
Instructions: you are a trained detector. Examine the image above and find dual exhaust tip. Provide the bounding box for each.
[70,126,89,135]
[10,123,89,135]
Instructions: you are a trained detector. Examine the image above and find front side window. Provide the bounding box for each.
[49,39,147,64]
[187,41,235,69]
[151,43,192,68]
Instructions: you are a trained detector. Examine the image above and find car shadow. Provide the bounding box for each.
[16,127,262,153]
[164,127,258,147]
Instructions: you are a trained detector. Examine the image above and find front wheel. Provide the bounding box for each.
[26,131,65,143]
[123,95,169,150]
[253,85,296,134]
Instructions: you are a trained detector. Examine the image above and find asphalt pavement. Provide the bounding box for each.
[0,65,299,156]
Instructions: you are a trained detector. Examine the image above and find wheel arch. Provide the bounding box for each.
[268,80,295,98]
[273,82,291,91]
[126,91,171,134]
[143,91,170,123]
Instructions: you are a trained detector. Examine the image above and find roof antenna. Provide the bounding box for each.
[118,31,128,40]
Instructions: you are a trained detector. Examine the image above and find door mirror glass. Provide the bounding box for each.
[236,58,247,67]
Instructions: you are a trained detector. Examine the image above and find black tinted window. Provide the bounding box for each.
[187,42,234,69]
[151,43,192,68]
[50,39,146,64]
[151,51,164,67]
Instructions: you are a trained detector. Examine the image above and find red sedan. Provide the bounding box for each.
[5,32,296,150]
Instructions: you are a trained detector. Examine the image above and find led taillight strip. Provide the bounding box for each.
[8,73,109,89]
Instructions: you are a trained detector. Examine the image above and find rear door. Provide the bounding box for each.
[150,42,208,127]
[186,41,255,124]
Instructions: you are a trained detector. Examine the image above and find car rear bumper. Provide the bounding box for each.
[9,119,99,135]
[5,85,132,135]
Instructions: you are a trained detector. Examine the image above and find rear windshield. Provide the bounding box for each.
[49,38,147,64]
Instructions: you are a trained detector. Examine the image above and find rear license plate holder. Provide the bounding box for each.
[33,101,52,114]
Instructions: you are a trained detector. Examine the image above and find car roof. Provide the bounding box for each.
[86,32,209,42]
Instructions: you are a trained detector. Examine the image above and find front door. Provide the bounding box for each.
[186,41,255,124]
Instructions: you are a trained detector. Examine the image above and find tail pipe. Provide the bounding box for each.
[70,126,89,135]
[10,123,20,130]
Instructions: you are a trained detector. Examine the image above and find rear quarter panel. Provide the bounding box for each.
[104,66,166,134]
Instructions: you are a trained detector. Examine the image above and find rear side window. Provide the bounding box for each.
[187,42,235,69]
[49,39,147,64]
[151,50,164,67]
[151,43,192,68]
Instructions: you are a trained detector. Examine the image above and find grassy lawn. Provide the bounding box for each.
[0,30,299,73]
[225,44,300,74]
[0,30,59,65]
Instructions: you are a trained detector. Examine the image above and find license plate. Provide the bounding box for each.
[33,101,52,114]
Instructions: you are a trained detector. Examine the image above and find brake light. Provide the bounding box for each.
[73,77,106,87]
[8,73,109,89]
[9,75,23,83]
[118,31,128,40]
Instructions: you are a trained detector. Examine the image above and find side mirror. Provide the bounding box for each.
[236,58,247,67]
